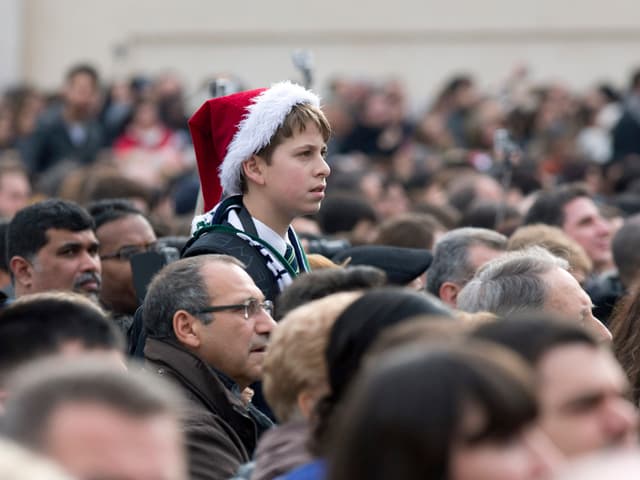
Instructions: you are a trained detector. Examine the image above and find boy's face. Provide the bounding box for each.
[258,122,330,221]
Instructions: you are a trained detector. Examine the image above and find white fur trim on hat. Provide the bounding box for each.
[220,81,321,195]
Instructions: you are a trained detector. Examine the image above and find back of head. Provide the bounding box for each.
[7,199,94,261]
[328,342,537,480]
[612,216,640,287]
[523,183,590,227]
[2,356,183,450]
[316,193,378,236]
[0,292,123,387]
[426,227,507,296]
[87,198,146,229]
[457,246,568,316]
[373,213,442,250]
[275,265,386,320]
[264,291,362,422]
[326,287,451,403]
[509,223,593,282]
[472,312,598,367]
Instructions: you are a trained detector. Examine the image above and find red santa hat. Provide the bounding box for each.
[188,81,321,212]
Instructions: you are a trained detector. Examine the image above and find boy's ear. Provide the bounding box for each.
[242,155,267,186]
[173,310,202,349]
[9,256,33,288]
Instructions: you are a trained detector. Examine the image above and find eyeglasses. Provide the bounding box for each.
[100,242,158,261]
[193,298,274,320]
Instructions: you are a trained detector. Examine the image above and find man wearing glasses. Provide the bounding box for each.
[142,254,277,480]
[88,199,157,334]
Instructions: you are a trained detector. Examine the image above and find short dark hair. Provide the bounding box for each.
[7,199,95,262]
[472,313,598,366]
[275,265,387,320]
[612,216,640,287]
[316,193,377,235]
[0,292,124,386]
[87,198,145,229]
[523,183,591,227]
[65,63,99,86]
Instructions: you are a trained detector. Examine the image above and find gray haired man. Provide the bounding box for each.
[426,227,507,307]
[458,246,611,341]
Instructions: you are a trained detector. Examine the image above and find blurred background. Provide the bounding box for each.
[3,0,640,101]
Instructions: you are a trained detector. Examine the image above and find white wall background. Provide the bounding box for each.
[16,0,640,106]
[0,0,23,90]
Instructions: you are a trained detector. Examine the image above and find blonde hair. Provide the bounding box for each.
[263,291,361,422]
[508,224,592,281]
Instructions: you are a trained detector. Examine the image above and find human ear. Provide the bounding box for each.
[242,155,266,186]
[439,282,461,308]
[173,310,201,348]
[9,256,32,288]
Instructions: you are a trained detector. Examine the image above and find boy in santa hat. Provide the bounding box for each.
[183,81,331,303]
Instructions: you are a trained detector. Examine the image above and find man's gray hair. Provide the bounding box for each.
[2,357,183,450]
[457,246,569,316]
[426,227,507,296]
[143,254,244,339]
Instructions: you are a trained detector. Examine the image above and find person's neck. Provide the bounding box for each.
[242,193,292,239]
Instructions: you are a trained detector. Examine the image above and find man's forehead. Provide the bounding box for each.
[563,197,599,223]
[45,228,97,244]
[539,344,626,392]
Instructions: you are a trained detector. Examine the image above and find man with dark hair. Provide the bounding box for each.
[20,63,104,175]
[7,199,101,301]
[425,227,507,307]
[275,265,387,320]
[88,199,157,327]
[524,183,614,273]
[0,291,124,406]
[2,358,187,480]
[473,315,638,458]
[143,254,276,480]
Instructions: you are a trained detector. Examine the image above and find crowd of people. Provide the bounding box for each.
[1,60,640,479]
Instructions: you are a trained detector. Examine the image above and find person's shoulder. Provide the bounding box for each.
[278,460,326,480]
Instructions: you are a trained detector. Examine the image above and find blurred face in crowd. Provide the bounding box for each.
[536,344,638,457]
[193,261,277,389]
[97,214,156,315]
[0,170,30,219]
[12,228,102,300]
[541,266,611,342]
[64,72,99,119]
[450,413,558,480]
[562,197,612,271]
[43,402,186,480]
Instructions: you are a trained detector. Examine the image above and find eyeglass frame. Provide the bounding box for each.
[192,298,274,320]
[100,242,158,261]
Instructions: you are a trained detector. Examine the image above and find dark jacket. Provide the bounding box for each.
[20,108,104,175]
[145,338,258,480]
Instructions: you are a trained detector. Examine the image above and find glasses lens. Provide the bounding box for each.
[120,246,146,260]
[262,300,274,316]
